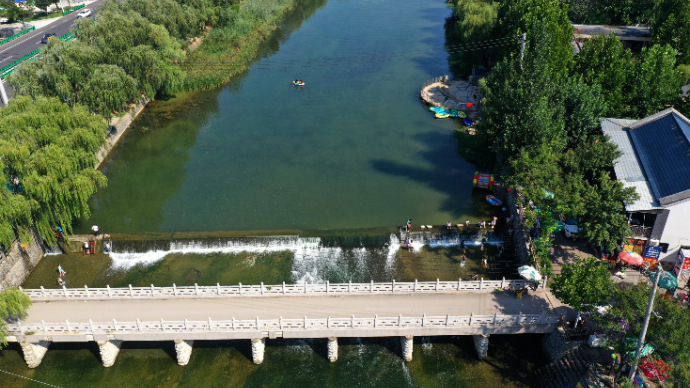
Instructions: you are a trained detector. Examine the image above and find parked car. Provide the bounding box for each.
[77,9,92,18]
[564,218,580,238]
[40,33,56,44]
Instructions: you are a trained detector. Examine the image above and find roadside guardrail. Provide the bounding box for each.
[63,4,85,16]
[0,26,36,46]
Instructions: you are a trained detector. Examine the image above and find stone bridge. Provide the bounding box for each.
[7,280,560,368]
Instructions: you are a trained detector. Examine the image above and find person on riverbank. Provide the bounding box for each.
[58,265,66,277]
[406,219,412,230]
[91,224,99,237]
[482,258,488,268]
[491,217,497,228]
[465,219,470,226]
[460,255,466,267]
[446,221,452,230]
[83,241,89,253]
[104,242,112,253]
[58,278,64,287]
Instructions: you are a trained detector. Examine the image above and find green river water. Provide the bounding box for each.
[1,0,547,386]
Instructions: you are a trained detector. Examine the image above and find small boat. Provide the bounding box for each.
[486,195,502,206]
[292,81,305,86]
[463,118,473,126]
[458,111,467,118]
[429,106,445,112]
[436,113,450,119]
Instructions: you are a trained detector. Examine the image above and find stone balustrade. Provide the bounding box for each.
[8,312,557,368]
[20,278,545,301]
[8,312,557,338]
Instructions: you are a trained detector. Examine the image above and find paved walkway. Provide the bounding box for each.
[24,291,557,322]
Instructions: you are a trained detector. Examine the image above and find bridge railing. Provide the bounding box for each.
[21,278,546,301]
[8,312,558,336]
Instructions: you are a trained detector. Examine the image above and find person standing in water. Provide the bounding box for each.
[91,224,99,237]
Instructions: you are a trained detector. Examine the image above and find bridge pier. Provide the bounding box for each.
[20,341,51,368]
[251,338,265,364]
[473,334,489,360]
[400,335,414,361]
[97,340,123,367]
[174,339,194,365]
[327,337,338,362]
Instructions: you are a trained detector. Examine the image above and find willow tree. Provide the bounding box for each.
[0,287,31,349]
[0,97,107,248]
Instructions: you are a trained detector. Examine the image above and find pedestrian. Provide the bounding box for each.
[482,258,488,268]
[465,219,470,226]
[91,224,99,237]
[446,221,452,230]
[482,221,487,229]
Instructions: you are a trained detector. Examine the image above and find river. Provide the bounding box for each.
[73,0,493,234]
[0,0,545,386]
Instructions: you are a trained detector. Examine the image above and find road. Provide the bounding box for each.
[0,0,107,70]
[23,291,557,322]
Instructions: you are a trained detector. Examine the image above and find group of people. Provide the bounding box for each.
[57,265,66,286]
[293,79,305,86]
[477,217,498,229]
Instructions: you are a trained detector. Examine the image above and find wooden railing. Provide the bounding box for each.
[21,278,547,301]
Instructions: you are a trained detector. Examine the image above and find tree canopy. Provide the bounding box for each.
[0,287,31,349]
[0,97,107,247]
[551,257,615,313]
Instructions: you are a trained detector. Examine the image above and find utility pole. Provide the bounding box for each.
[0,77,9,106]
[628,271,662,382]
[519,33,527,69]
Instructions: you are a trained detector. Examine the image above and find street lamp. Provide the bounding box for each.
[627,270,668,381]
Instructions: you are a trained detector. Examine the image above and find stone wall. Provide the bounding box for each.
[0,229,45,288]
[506,190,533,266]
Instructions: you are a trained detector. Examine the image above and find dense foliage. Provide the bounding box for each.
[0,97,107,248]
[0,287,32,349]
[551,257,616,312]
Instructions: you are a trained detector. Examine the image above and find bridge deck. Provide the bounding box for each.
[24,291,556,323]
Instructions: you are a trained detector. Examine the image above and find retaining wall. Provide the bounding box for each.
[0,229,45,288]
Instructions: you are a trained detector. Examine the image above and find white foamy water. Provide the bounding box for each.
[108,234,403,283]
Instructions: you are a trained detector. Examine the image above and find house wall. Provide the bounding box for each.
[659,199,690,262]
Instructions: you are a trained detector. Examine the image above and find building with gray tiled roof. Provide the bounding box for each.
[602,108,690,263]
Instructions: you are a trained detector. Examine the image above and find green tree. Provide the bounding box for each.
[631,44,682,117]
[651,0,690,64]
[572,34,633,117]
[81,65,139,123]
[551,257,616,313]
[496,0,573,76]
[449,0,498,42]
[595,0,655,25]
[558,76,607,147]
[0,97,107,248]
[0,1,31,23]
[579,172,637,252]
[0,287,31,349]
[34,0,55,14]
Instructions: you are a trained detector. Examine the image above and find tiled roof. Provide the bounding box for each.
[628,109,690,205]
[601,109,690,210]
[601,118,660,211]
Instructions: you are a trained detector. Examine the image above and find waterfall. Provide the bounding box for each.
[106,230,503,283]
[108,234,401,283]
